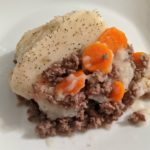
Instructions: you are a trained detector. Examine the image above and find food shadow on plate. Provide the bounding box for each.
[0,12,47,139]
[117,115,146,128]
[0,51,38,139]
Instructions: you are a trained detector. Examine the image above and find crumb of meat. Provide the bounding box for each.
[134,68,148,82]
[141,54,149,67]
[62,52,81,73]
[42,63,66,86]
[100,79,112,96]
[88,83,101,95]
[122,91,135,107]
[109,65,120,79]
[36,120,56,137]
[132,53,149,81]
[99,102,116,115]
[88,116,102,128]
[99,101,125,124]
[122,80,138,107]
[128,112,146,124]
[87,71,108,84]
[63,92,87,109]
[42,51,81,86]
[87,108,103,128]
[56,118,75,135]
[86,71,111,96]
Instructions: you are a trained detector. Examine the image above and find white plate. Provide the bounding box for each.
[0,0,150,150]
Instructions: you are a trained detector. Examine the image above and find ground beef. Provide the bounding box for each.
[62,92,87,109]
[86,71,111,96]
[88,116,103,128]
[42,63,66,86]
[100,79,112,96]
[109,65,120,79]
[99,102,116,115]
[35,100,126,137]
[18,98,127,138]
[128,112,146,124]
[122,80,138,107]
[122,91,135,107]
[132,53,149,81]
[98,101,125,124]
[36,121,56,137]
[42,51,81,86]
[141,54,149,68]
[87,71,108,84]
[14,96,129,137]
[88,84,101,95]
[62,52,81,73]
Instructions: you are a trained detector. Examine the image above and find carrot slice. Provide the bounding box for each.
[110,80,125,102]
[132,52,146,67]
[98,27,128,53]
[55,70,86,96]
[82,42,113,73]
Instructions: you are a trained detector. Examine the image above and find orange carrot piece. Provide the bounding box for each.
[110,80,125,102]
[82,42,113,73]
[55,70,86,96]
[132,52,146,67]
[98,27,128,53]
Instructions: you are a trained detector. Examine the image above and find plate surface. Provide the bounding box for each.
[0,0,150,150]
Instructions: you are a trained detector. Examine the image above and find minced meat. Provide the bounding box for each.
[18,98,127,138]
[128,112,146,124]
[42,51,81,86]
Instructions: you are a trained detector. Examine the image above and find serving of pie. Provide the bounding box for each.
[10,10,150,138]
